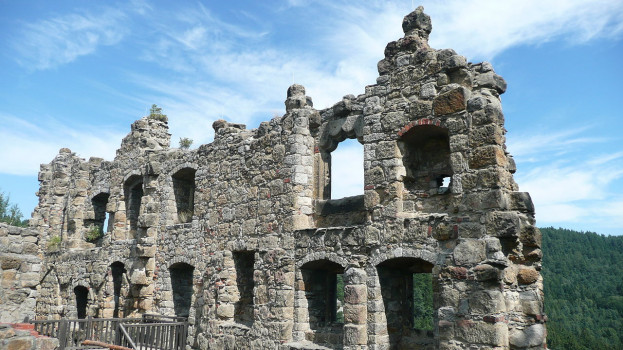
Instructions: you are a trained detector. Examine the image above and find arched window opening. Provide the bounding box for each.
[169,262,195,318]
[172,168,196,223]
[300,259,345,347]
[124,175,143,233]
[329,138,364,200]
[110,262,127,318]
[233,251,255,326]
[377,257,435,348]
[399,125,452,195]
[74,286,89,319]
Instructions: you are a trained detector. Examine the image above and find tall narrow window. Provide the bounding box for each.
[169,262,195,318]
[110,262,126,318]
[233,251,255,325]
[74,286,89,319]
[172,168,196,223]
[91,193,109,234]
[124,175,143,233]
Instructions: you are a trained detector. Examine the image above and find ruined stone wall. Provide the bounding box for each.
[28,7,545,350]
[0,323,59,350]
[0,224,41,323]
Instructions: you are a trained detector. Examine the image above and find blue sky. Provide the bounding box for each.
[1,0,622,235]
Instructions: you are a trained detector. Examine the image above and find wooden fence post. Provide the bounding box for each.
[58,319,68,350]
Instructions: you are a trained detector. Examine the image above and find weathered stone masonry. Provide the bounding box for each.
[22,7,545,350]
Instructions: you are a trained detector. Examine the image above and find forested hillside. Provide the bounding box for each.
[541,227,623,349]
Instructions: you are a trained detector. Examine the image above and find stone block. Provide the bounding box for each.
[6,338,33,350]
[475,71,507,93]
[37,336,60,350]
[130,269,148,285]
[469,145,506,169]
[1,270,17,288]
[456,320,508,346]
[517,267,539,285]
[521,300,541,316]
[1,257,21,270]
[343,324,367,345]
[136,245,156,257]
[344,304,367,324]
[433,87,468,116]
[469,289,506,314]
[217,304,234,319]
[0,326,16,339]
[454,239,486,266]
[487,211,520,237]
[20,272,40,288]
[344,285,367,304]
[473,264,500,281]
[510,324,546,348]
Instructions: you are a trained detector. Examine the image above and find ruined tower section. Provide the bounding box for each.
[31,116,172,319]
[367,7,544,349]
[290,6,544,350]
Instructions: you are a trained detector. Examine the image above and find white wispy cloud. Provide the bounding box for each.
[0,114,124,175]
[507,126,609,162]
[12,8,129,70]
[424,0,623,60]
[511,125,623,233]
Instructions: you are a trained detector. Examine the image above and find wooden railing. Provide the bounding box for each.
[30,315,188,350]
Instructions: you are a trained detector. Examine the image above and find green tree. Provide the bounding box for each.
[0,189,28,227]
[179,137,193,149]
[148,104,168,122]
[541,227,623,349]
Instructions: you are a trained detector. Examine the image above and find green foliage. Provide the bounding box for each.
[85,225,103,242]
[47,235,61,251]
[148,104,168,122]
[0,189,28,227]
[541,227,623,349]
[413,273,434,330]
[179,137,193,150]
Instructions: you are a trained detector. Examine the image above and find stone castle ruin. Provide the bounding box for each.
[1,7,546,350]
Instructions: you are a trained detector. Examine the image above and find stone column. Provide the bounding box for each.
[343,267,368,349]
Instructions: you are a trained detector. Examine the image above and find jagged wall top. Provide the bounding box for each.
[117,116,171,158]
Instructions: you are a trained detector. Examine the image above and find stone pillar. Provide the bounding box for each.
[265,250,295,343]
[366,267,389,349]
[284,84,316,230]
[292,268,310,341]
[343,267,368,349]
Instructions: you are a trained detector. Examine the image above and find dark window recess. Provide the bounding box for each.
[233,251,255,325]
[74,286,89,319]
[124,175,143,232]
[170,262,194,318]
[111,262,126,318]
[377,258,434,348]
[399,125,452,193]
[172,168,196,223]
[301,259,345,327]
[91,192,109,234]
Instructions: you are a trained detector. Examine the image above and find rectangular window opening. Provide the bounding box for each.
[233,251,255,326]
[329,138,364,200]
